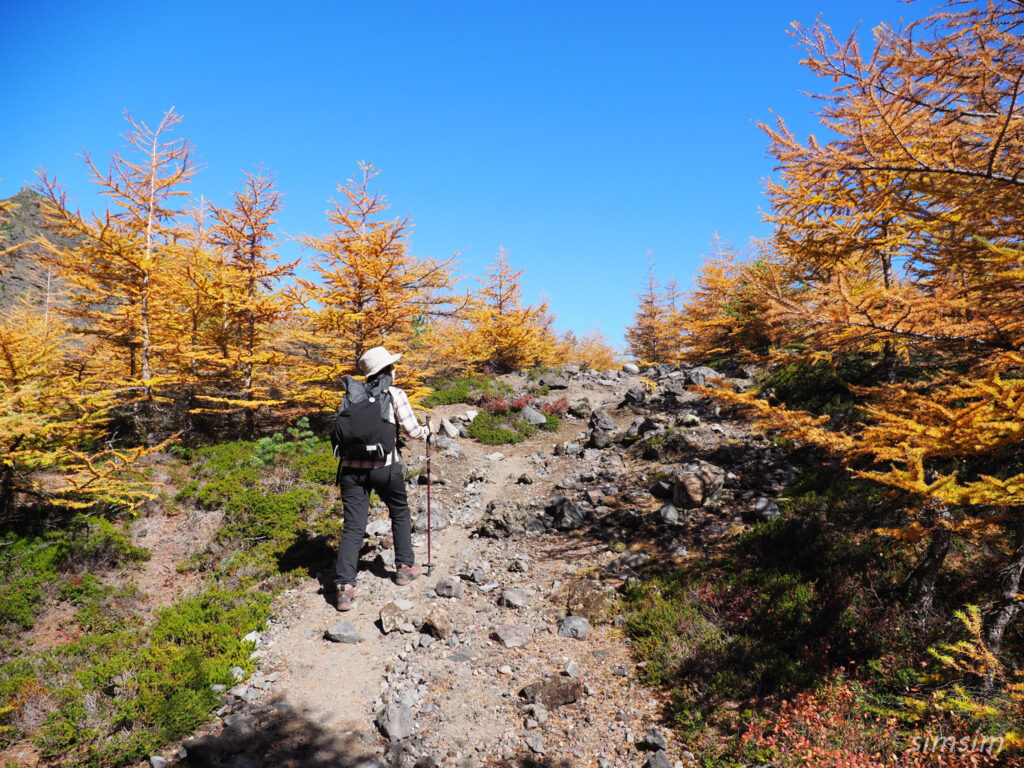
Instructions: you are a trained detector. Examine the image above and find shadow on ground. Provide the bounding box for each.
[183,699,379,768]
[182,696,578,768]
[278,531,336,578]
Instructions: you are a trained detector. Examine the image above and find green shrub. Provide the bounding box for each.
[174,479,200,502]
[760,355,875,419]
[0,575,46,630]
[0,520,145,636]
[56,516,150,571]
[423,377,471,406]
[464,397,562,443]
[619,470,953,763]
[219,488,321,566]
[194,442,257,478]
[195,473,250,510]
[423,375,512,408]
[57,573,106,605]
[625,579,726,688]
[22,587,271,765]
[0,432,335,765]
[467,411,524,445]
[295,446,337,485]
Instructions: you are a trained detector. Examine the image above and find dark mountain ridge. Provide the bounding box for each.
[0,187,72,312]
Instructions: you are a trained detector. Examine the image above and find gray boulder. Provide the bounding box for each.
[622,362,640,374]
[492,625,533,648]
[658,503,680,525]
[520,405,548,426]
[619,416,647,444]
[622,385,647,405]
[557,615,592,639]
[324,621,362,644]
[476,500,544,538]
[548,496,586,530]
[589,409,617,432]
[434,577,463,598]
[375,697,413,741]
[538,373,570,389]
[413,503,449,532]
[499,588,529,609]
[754,497,782,522]
[673,460,726,508]
[638,728,669,751]
[643,751,673,768]
[687,366,724,387]
[432,433,457,451]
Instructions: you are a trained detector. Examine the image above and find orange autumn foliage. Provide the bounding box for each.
[625,254,683,366]
[675,237,776,363]
[186,169,297,430]
[435,248,565,374]
[296,163,458,406]
[564,328,620,371]
[689,0,1024,666]
[39,109,198,399]
[740,673,1005,767]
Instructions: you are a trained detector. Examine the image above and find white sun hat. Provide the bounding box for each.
[358,346,402,377]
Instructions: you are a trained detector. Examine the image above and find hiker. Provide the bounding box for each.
[331,346,431,611]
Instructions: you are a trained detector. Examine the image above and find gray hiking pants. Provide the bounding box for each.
[335,461,414,588]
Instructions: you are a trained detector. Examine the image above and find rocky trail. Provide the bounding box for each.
[156,364,790,768]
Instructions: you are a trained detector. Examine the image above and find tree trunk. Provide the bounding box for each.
[140,271,152,391]
[878,247,897,384]
[0,463,15,525]
[981,509,1024,688]
[881,340,897,385]
[909,506,953,618]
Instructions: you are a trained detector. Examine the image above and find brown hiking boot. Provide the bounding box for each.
[334,584,355,611]
[394,564,420,586]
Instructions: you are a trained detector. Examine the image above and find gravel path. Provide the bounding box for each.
[168,369,730,768]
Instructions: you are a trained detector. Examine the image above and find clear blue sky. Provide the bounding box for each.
[0,0,921,349]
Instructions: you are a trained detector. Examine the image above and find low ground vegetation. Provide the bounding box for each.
[0,423,338,766]
[624,451,1022,764]
[467,393,566,445]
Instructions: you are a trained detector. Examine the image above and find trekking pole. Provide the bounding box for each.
[425,426,434,575]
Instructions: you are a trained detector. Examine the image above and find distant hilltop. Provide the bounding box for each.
[0,187,71,312]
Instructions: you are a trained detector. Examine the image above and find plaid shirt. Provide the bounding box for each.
[340,386,428,470]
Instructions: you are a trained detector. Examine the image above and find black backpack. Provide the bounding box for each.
[330,373,399,464]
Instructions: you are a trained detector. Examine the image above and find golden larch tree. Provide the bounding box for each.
[676,238,776,363]
[438,248,564,374]
[625,254,680,365]
[37,108,198,436]
[192,168,297,433]
[296,163,457,404]
[565,328,621,371]
[697,0,1024,664]
[0,300,162,517]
